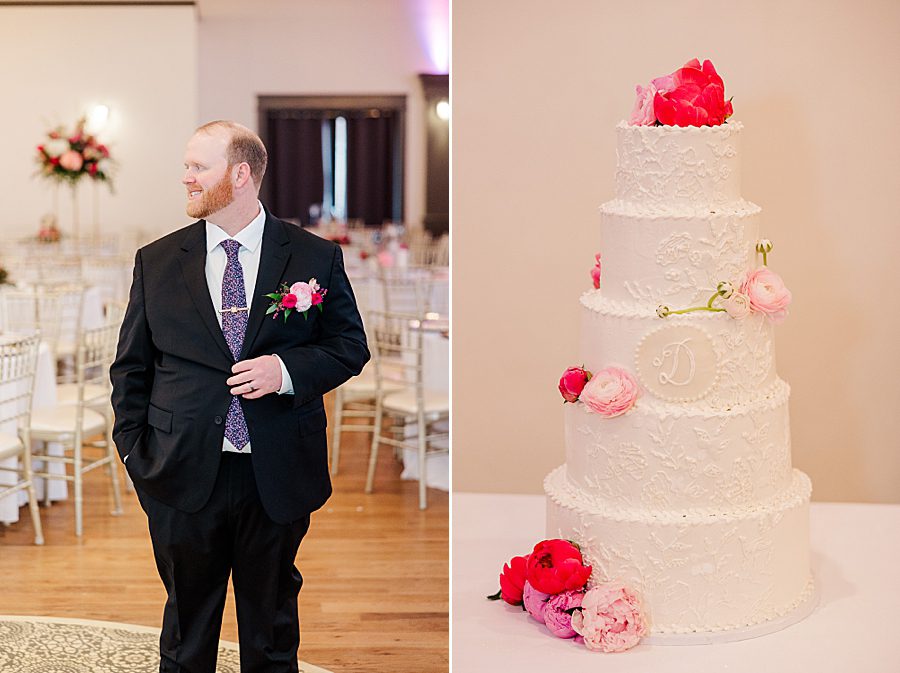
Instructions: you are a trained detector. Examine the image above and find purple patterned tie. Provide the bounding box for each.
[220,239,250,451]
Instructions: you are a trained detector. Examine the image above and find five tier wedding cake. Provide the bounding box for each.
[545,60,815,641]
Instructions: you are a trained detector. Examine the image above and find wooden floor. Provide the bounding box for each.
[0,400,449,673]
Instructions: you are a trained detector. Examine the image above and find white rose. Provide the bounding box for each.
[724,292,752,319]
[43,138,69,158]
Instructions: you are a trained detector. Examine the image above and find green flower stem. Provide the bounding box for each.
[706,291,719,309]
[668,306,726,316]
[762,251,768,266]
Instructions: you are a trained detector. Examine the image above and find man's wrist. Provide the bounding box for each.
[273,354,295,395]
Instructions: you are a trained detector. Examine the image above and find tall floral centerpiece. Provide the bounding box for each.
[35,117,114,239]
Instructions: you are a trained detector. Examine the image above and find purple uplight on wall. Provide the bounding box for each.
[416,0,449,74]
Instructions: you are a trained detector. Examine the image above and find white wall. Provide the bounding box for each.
[197,0,448,227]
[452,0,900,503]
[0,6,197,245]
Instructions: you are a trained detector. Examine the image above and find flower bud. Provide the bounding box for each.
[716,280,734,298]
[756,239,773,254]
[656,305,670,318]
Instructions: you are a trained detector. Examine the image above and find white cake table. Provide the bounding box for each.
[452,493,899,672]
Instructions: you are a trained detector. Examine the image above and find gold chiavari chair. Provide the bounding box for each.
[30,322,123,536]
[365,311,449,510]
[0,335,44,544]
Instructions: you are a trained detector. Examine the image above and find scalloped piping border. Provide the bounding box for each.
[544,465,811,523]
[616,119,744,135]
[598,198,761,220]
[574,377,790,420]
[633,323,720,403]
[580,290,757,320]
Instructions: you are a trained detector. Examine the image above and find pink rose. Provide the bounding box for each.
[652,58,733,127]
[571,584,648,653]
[288,282,313,312]
[281,293,298,309]
[522,581,550,623]
[311,292,324,306]
[59,150,84,171]
[580,367,639,417]
[543,590,584,639]
[629,83,657,126]
[558,366,591,403]
[740,267,792,324]
[590,252,602,289]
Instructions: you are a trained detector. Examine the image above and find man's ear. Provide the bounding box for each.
[234,162,252,188]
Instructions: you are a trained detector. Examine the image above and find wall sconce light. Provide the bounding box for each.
[86,104,110,133]
[435,99,450,121]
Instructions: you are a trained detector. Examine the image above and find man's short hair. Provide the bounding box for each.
[195,120,268,189]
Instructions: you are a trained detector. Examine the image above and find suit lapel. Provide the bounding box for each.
[240,212,291,359]
[177,221,235,363]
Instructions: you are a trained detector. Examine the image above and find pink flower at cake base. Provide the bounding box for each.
[525,539,592,595]
[580,366,640,417]
[543,589,584,638]
[740,267,792,324]
[559,366,591,403]
[499,554,530,606]
[523,581,550,623]
[571,584,648,653]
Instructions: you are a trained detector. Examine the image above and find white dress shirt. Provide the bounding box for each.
[206,201,294,453]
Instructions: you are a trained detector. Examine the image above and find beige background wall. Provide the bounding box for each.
[452,0,900,502]
[0,5,197,242]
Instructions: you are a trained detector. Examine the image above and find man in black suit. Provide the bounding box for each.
[110,120,369,673]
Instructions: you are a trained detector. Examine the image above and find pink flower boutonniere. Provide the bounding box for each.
[265,278,327,323]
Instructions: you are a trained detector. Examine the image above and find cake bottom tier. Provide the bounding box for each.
[545,465,814,636]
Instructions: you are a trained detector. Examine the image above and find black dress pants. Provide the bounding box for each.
[137,452,311,673]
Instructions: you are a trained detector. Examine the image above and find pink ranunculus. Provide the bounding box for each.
[571,584,648,653]
[58,150,84,171]
[652,58,733,127]
[558,366,591,403]
[543,590,584,639]
[723,291,752,319]
[628,83,657,126]
[289,282,313,312]
[739,267,792,324]
[499,554,529,606]
[580,366,640,417]
[522,581,550,623]
[590,252,602,289]
[280,293,298,309]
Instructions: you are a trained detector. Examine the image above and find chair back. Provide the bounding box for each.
[75,322,120,408]
[0,335,41,436]
[366,311,425,398]
[0,283,86,361]
[376,267,434,315]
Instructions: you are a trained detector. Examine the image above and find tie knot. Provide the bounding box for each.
[221,239,241,258]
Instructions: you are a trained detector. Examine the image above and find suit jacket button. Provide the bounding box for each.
[214,416,223,425]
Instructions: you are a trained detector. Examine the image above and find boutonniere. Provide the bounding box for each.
[265,278,327,323]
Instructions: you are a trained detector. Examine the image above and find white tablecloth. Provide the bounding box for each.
[452,493,900,672]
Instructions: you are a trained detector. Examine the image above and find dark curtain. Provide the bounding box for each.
[346,115,395,225]
[264,113,324,225]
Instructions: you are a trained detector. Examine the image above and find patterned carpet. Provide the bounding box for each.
[0,616,332,673]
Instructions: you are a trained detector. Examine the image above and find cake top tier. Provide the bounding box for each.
[614,121,743,212]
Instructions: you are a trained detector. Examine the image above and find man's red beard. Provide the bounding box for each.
[186,170,234,219]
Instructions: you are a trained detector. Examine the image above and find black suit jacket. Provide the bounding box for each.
[110,208,369,524]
